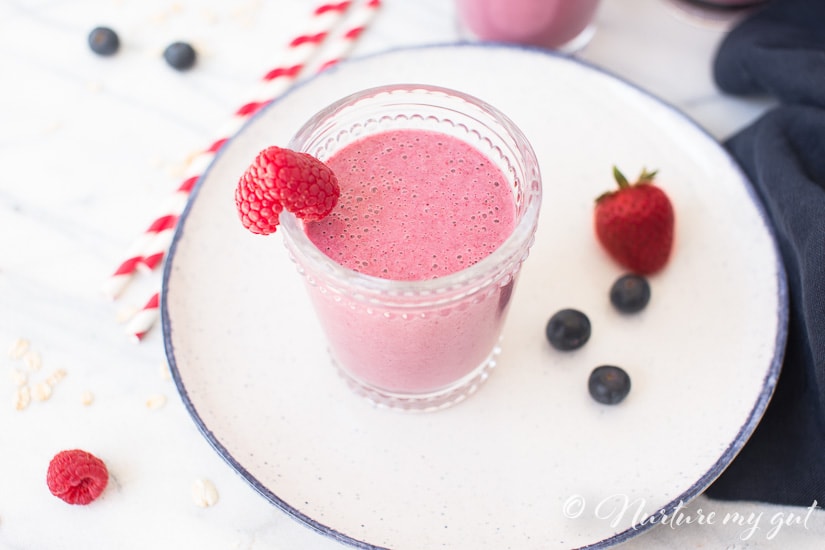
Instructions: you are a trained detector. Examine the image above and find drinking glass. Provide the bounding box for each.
[281,84,542,411]
[455,0,602,52]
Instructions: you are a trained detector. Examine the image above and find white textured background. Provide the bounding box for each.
[0,0,819,549]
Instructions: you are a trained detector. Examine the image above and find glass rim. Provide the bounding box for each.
[280,83,542,297]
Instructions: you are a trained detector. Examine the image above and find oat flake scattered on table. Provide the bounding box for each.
[8,338,30,360]
[7,340,69,411]
[145,394,167,410]
[13,386,31,411]
[23,350,42,371]
[81,391,95,406]
[45,369,67,386]
[191,478,219,508]
[159,362,172,382]
[31,382,52,402]
[9,369,27,387]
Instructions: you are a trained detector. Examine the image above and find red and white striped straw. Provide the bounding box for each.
[124,0,382,342]
[312,0,381,73]
[127,293,160,343]
[103,0,356,301]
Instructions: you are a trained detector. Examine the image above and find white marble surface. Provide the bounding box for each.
[0,0,821,548]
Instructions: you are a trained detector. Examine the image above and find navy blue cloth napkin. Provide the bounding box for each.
[704,0,825,506]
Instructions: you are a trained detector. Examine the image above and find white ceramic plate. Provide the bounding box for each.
[162,44,787,550]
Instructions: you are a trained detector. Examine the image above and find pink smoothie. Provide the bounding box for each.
[302,129,518,394]
[306,129,516,279]
[455,0,600,50]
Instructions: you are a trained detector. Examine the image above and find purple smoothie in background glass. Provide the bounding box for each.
[455,0,601,51]
[689,0,768,5]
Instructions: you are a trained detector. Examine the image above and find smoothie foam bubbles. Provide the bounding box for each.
[280,85,542,411]
[305,128,517,280]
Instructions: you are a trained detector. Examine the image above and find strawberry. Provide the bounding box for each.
[594,166,674,275]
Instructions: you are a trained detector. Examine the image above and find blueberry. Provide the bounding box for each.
[163,41,197,71]
[588,365,631,405]
[545,309,591,351]
[610,274,651,314]
[88,26,120,56]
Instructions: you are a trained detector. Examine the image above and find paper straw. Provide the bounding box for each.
[101,187,190,300]
[313,0,382,73]
[123,0,383,342]
[126,293,160,343]
[103,0,355,300]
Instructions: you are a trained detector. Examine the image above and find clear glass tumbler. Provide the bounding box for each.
[281,84,542,411]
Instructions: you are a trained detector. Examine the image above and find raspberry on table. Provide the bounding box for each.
[46,449,109,505]
[235,146,340,235]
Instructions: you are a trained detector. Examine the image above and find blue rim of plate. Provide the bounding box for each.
[161,42,789,550]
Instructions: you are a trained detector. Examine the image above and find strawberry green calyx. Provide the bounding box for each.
[613,166,630,189]
[614,166,658,187]
[636,167,658,184]
[598,166,659,203]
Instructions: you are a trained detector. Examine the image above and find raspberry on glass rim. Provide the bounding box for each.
[235,146,340,235]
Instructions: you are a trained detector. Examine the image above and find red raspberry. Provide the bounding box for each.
[235,171,283,235]
[235,146,340,235]
[46,449,109,505]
